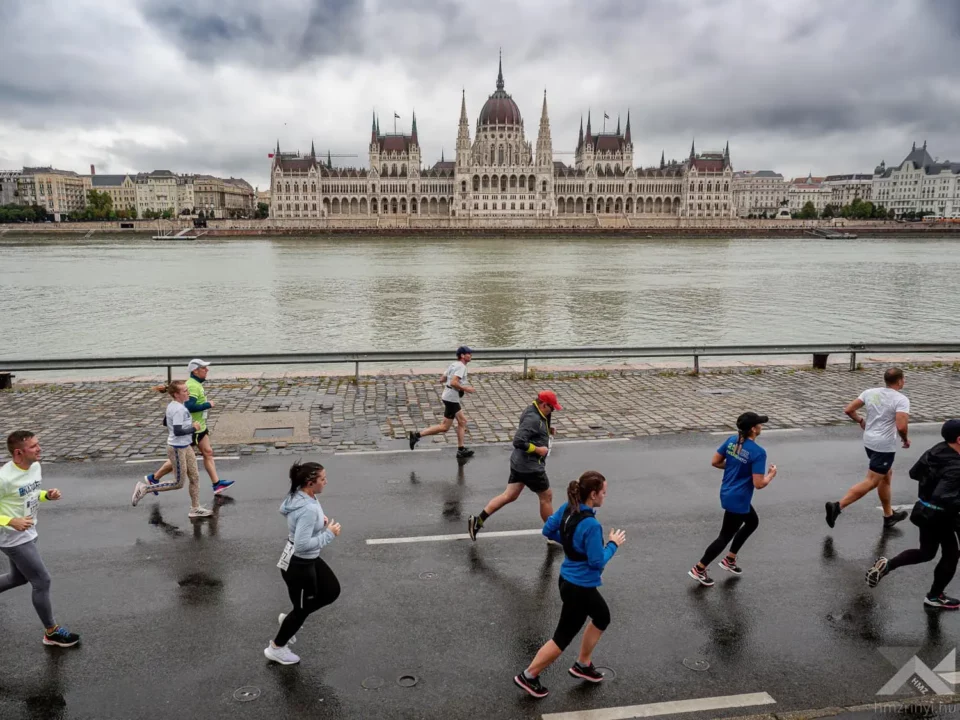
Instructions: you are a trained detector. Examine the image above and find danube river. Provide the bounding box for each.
[1,234,958,370]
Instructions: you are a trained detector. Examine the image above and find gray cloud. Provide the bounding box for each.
[1,0,960,189]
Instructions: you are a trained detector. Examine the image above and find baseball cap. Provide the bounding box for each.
[537,390,563,411]
[941,419,960,444]
[456,345,473,357]
[736,411,769,433]
[187,358,211,372]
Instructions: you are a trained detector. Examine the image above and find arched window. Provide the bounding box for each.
[490,146,495,165]
[462,180,467,193]
[498,146,504,165]
[285,183,290,193]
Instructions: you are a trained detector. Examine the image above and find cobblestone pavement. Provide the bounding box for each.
[1,362,958,462]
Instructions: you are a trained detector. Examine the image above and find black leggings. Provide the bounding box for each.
[551,577,610,651]
[886,523,960,598]
[274,555,341,647]
[700,506,759,566]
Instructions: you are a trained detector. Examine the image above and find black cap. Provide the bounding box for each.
[456,345,473,358]
[736,412,769,433]
[942,419,960,444]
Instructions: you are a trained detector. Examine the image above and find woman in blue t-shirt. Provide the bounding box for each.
[688,412,777,587]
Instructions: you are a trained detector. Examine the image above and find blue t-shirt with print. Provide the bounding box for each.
[717,435,767,513]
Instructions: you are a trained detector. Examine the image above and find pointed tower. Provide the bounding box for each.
[624,111,632,145]
[586,110,592,147]
[578,110,595,171]
[327,150,332,169]
[455,88,472,170]
[660,150,665,169]
[411,111,418,146]
[689,138,696,160]
[622,110,634,167]
[723,140,731,169]
[369,112,381,175]
[535,89,553,170]
[371,111,377,144]
[577,116,584,151]
[497,48,504,92]
[616,115,621,136]
[310,140,316,159]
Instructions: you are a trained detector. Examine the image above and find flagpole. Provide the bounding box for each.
[603,114,607,133]
[394,114,397,135]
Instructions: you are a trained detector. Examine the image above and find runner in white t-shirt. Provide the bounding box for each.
[826,368,911,530]
[409,346,476,460]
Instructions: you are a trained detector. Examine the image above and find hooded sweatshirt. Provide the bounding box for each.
[909,441,960,515]
[280,490,335,559]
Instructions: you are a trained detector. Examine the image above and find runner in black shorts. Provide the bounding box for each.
[409,347,476,460]
[468,391,562,540]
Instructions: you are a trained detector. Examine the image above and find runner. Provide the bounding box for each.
[0,430,80,647]
[688,412,777,587]
[145,359,235,497]
[467,390,562,540]
[264,461,342,665]
[826,368,910,529]
[514,470,625,699]
[865,419,960,610]
[409,346,476,459]
[131,381,213,518]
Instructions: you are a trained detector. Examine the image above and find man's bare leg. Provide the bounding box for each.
[197,434,220,486]
[839,472,883,510]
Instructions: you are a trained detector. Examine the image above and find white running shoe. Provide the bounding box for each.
[264,643,300,665]
[131,481,147,507]
[188,506,213,518]
[279,613,297,645]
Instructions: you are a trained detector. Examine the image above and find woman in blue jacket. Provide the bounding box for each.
[264,461,342,665]
[514,470,626,699]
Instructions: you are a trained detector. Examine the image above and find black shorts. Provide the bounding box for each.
[442,401,461,420]
[191,429,210,447]
[508,468,550,493]
[865,447,896,474]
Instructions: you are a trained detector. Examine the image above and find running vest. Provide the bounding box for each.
[560,507,589,561]
[186,377,208,432]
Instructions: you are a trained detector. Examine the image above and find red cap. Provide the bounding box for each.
[537,390,563,411]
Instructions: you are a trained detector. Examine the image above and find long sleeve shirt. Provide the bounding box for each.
[543,502,618,587]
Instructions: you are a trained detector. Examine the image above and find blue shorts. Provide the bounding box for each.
[865,447,896,474]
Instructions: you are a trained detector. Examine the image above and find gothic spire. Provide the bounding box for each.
[326,150,332,169]
[411,110,418,144]
[689,138,696,159]
[660,150,665,169]
[586,110,592,142]
[616,115,621,135]
[496,48,504,91]
[578,115,584,150]
[624,110,631,144]
[275,139,280,155]
[310,140,316,158]
[459,89,468,124]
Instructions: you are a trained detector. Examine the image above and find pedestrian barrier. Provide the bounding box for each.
[2,342,959,384]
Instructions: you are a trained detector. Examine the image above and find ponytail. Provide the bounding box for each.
[567,470,607,509]
[153,380,186,398]
[288,460,324,496]
[734,430,745,456]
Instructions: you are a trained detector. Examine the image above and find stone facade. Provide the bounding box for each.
[872,142,960,218]
[16,167,90,217]
[822,173,872,207]
[681,141,735,218]
[90,173,138,213]
[787,174,831,213]
[0,170,21,206]
[192,175,255,218]
[732,170,786,217]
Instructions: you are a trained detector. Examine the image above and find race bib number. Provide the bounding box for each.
[546,437,553,457]
[277,540,294,570]
[25,497,39,518]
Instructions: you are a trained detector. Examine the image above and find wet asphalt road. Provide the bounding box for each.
[0,425,958,720]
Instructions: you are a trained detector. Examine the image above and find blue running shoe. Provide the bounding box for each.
[212,480,235,495]
[43,625,80,648]
[145,474,159,496]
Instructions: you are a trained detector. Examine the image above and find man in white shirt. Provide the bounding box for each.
[826,368,911,529]
[409,346,476,460]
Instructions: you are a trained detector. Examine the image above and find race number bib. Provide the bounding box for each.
[25,496,39,518]
[546,437,553,457]
[276,540,294,570]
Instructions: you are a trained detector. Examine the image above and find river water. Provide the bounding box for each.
[1,235,957,372]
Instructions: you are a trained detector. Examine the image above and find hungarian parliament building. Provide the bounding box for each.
[270,59,735,222]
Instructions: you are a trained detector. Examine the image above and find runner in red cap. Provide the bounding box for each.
[468,391,562,540]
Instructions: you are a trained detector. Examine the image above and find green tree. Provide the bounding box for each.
[160,208,174,220]
[821,204,838,219]
[798,201,818,219]
[255,201,269,219]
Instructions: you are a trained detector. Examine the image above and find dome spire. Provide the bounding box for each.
[496,48,504,91]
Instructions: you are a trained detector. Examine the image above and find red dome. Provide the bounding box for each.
[479,94,522,126]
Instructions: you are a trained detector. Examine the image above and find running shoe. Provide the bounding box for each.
[146,473,159,496]
[825,501,841,528]
[188,506,213,518]
[923,594,960,610]
[409,431,420,450]
[131,481,148,507]
[212,480,235,495]
[688,565,715,587]
[865,557,888,588]
[883,509,908,529]
[456,447,475,459]
[514,672,549,698]
[264,643,300,665]
[569,662,605,683]
[42,626,80,648]
[719,557,743,575]
[279,613,297,645]
[467,515,480,541]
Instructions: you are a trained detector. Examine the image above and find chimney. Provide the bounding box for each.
[90,164,95,176]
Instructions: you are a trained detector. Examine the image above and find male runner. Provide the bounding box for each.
[146,359,235,496]
[0,430,80,647]
[468,390,562,540]
[826,367,910,529]
[409,346,476,459]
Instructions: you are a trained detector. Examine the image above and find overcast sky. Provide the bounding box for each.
[2,0,959,189]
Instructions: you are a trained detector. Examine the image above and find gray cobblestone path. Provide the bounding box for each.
[1,363,958,462]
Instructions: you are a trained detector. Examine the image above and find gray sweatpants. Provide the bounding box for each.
[0,538,55,628]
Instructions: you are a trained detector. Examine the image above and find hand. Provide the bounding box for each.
[207,402,214,409]
[328,519,342,536]
[8,517,34,532]
[767,464,778,479]
[466,386,476,394]
[609,529,626,546]
[535,446,549,457]
[324,515,329,524]
[192,421,201,431]
[902,438,911,449]
[47,488,62,501]
[858,418,866,430]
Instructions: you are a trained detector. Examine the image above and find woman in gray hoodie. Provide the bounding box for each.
[264,461,341,665]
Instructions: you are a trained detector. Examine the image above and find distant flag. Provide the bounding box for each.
[603,113,610,120]
[268,153,275,158]
[394,112,400,119]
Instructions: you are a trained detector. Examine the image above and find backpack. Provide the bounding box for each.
[559,507,589,561]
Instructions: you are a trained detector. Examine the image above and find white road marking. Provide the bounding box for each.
[336,448,441,456]
[553,438,631,445]
[367,528,543,545]
[125,456,239,464]
[710,428,803,435]
[913,421,947,428]
[875,504,913,511]
[540,691,777,720]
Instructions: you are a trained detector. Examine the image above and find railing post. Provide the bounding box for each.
[849,351,857,371]
[694,354,700,374]
[166,365,172,383]
[354,361,360,384]
[523,357,529,378]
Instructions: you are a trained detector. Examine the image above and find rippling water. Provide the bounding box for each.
[1,235,958,364]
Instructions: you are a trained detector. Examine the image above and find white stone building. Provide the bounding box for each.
[16,167,89,217]
[821,174,872,207]
[787,174,831,213]
[135,170,194,216]
[681,141,735,218]
[732,170,785,217]
[90,173,138,213]
[0,170,21,206]
[872,142,960,218]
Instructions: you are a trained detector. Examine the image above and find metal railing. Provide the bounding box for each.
[2,343,959,384]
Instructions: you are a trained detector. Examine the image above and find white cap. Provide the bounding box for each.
[187,358,211,372]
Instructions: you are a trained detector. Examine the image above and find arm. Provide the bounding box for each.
[542,504,565,542]
[909,451,931,483]
[512,413,543,454]
[583,520,618,571]
[711,451,726,469]
[752,450,776,489]
[844,398,865,429]
[172,421,195,437]
[895,411,910,447]
[292,510,335,555]
[184,396,212,413]
[449,368,474,394]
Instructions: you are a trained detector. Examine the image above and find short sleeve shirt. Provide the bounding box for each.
[858,387,910,453]
[717,436,767,514]
[441,361,468,403]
